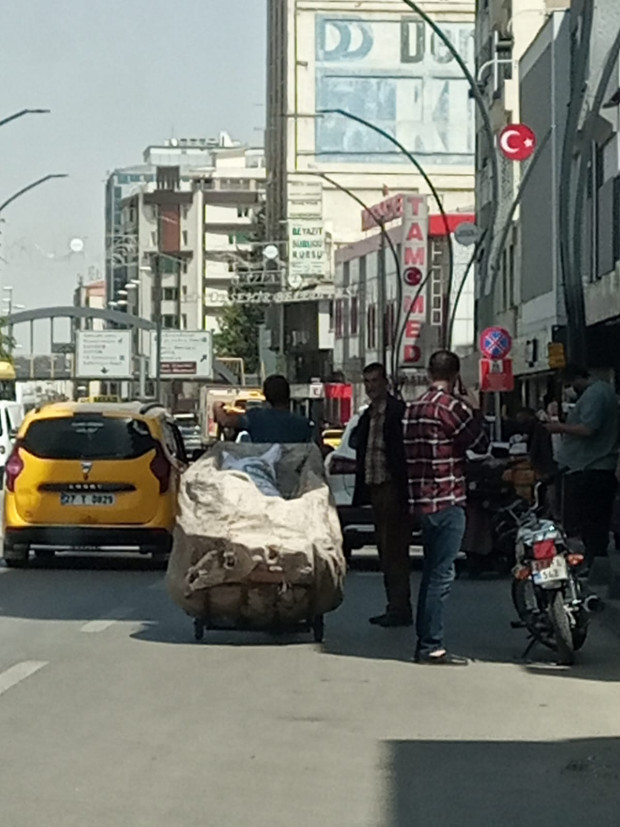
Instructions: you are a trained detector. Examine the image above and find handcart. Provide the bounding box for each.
[166,442,345,644]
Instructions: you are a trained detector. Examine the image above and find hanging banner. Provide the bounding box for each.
[399,194,429,366]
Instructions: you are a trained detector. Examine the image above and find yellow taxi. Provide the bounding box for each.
[3,401,187,567]
[321,428,344,451]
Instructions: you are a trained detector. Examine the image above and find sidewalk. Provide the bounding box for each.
[588,550,620,638]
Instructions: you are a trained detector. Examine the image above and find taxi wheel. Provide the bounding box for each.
[4,544,30,568]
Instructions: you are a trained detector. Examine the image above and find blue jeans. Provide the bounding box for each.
[416,506,466,657]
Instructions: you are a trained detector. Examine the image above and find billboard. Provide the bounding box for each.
[149,331,213,379]
[288,219,326,282]
[315,14,474,165]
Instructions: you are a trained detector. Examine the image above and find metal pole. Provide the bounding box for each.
[494,392,502,443]
[29,319,34,381]
[399,0,500,298]
[50,318,55,380]
[153,256,163,401]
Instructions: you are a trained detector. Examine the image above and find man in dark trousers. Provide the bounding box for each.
[351,363,411,627]
[403,351,489,665]
[547,365,619,567]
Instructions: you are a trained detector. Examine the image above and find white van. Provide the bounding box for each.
[0,402,24,480]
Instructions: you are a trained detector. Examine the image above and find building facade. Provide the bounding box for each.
[265,0,476,381]
[112,144,265,387]
[105,132,244,312]
[472,0,620,403]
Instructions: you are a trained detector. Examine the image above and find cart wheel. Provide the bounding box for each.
[312,615,325,643]
[193,619,205,642]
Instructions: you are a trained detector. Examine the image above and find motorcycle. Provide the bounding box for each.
[462,452,529,576]
[511,489,602,665]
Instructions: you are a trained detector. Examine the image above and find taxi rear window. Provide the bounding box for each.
[21,415,156,461]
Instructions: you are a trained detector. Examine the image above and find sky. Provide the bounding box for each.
[0,0,267,341]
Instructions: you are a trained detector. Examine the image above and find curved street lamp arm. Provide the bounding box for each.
[399,0,500,295]
[447,236,485,349]
[316,172,403,380]
[0,108,50,129]
[0,174,68,216]
[318,106,453,346]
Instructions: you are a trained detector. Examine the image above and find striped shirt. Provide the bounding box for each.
[403,386,489,516]
[365,399,390,486]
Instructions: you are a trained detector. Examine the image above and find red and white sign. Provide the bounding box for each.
[498,124,537,162]
[399,195,429,366]
[361,193,404,231]
[479,326,512,360]
[479,358,514,392]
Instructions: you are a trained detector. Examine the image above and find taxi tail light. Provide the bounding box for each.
[5,444,24,492]
[150,442,171,493]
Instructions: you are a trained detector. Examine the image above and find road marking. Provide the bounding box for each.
[148,579,165,591]
[0,661,48,697]
[80,607,134,633]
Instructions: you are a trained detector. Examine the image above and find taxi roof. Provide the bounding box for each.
[29,401,167,420]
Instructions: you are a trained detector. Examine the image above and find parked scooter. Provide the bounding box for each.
[511,487,602,665]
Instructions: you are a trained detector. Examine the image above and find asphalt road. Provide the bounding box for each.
[1,555,620,826]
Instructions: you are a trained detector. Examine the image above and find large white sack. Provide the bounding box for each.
[166,442,346,625]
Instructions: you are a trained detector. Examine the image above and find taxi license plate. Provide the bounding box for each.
[532,556,567,585]
[60,493,116,507]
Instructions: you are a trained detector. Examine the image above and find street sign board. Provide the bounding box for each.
[498,124,537,161]
[480,326,512,360]
[149,331,213,379]
[288,219,326,279]
[548,342,566,370]
[76,330,132,379]
[454,222,481,247]
[479,358,514,393]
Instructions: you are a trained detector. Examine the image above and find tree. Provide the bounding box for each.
[0,322,15,361]
[214,206,269,374]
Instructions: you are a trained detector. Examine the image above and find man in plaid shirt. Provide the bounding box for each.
[403,350,489,665]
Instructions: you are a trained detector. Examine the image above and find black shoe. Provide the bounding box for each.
[369,613,413,628]
[415,651,469,666]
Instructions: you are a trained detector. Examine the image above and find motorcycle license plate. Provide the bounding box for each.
[532,556,568,585]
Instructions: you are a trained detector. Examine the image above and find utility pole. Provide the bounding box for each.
[152,255,163,401]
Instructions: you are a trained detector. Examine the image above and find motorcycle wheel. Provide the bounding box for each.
[511,579,556,651]
[547,590,575,666]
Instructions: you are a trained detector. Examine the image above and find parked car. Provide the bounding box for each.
[3,401,187,566]
[174,412,203,461]
[324,412,377,557]
[0,401,25,483]
[325,407,423,559]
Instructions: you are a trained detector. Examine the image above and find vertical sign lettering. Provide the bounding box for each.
[399,194,429,366]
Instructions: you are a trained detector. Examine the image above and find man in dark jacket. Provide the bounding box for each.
[351,363,411,627]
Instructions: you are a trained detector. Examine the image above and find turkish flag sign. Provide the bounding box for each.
[498,124,537,162]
